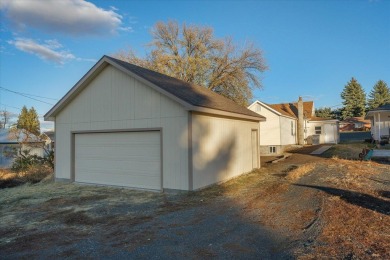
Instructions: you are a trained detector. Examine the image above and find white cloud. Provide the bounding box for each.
[1,0,125,36]
[8,38,75,64]
[40,118,54,132]
[118,26,134,32]
[44,39,63,49]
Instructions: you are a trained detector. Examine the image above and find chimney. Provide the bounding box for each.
[297,96,304,145]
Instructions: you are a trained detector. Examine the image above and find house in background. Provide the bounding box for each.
[248,97,339,155]
[339,117,371,132]
[365,104,390,143]
[45,55,265,191]
[43,131,55,152]
[0,129,45,168]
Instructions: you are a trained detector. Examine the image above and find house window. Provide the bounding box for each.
[291,121,294,135]
[256,106,261,112]
[315,126,322,134]
[269,146,276,154]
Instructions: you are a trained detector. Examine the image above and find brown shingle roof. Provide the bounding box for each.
[341,117,371,124]
[106,56,265,120]
[268,101,314,119]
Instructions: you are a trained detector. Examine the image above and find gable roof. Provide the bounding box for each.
[248,100,296,119]
[45,56,265,121]
[268,101,314,119]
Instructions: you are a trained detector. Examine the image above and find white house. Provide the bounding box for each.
[248,97,339,155]
[0,129,45,168]
[365,104,390,142]
[44,56,265,191]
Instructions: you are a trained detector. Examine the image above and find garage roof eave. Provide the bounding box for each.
[191,106,266,121]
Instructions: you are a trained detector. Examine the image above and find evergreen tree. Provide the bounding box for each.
[340,78,366,119]
[28,107,41,136]
[315,107,332,118]
[331,108,343,120]
[16,106,29,130]
[16,106,40,136]
[367,80,390,110]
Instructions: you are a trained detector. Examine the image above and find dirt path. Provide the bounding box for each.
[0,146,389,259]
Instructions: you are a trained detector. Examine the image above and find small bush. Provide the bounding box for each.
[11,149,54,172]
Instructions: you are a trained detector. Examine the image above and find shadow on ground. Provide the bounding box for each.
[294,184,390,215]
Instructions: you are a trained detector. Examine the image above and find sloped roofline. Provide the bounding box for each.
[45,56,265,122]
[248,100,297,120]
[0,129,43,144]
[365,104,390,119]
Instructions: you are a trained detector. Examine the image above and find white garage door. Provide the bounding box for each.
[75,131,161,190]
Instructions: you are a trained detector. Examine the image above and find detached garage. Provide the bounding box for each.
[45,56,265,191]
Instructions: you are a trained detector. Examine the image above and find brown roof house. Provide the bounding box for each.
[339,117,371,132]
[248,97,339,155]
[45,56,265,191]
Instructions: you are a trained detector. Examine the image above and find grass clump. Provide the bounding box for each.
[0,165,53,189]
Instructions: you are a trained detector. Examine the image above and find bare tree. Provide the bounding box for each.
[0,110,15,128]
[115,20,267,106]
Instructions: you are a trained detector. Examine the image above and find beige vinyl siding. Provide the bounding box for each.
[191,113,259,190]
[279,117,297,145]
[55,65,189,190]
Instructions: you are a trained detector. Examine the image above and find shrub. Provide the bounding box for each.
[11,149,43,172]
[11,149,54,172]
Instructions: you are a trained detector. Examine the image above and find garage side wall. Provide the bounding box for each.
[191,113,259,190]
[55,65,189,190]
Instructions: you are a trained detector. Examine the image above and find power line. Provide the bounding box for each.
[0,86,56,105]
[0,103,47,117]
[0,86,58,101]
[0,103,22,111]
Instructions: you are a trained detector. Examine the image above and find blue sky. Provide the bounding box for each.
[1,0,389,130]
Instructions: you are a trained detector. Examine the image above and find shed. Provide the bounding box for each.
[44,56,265,191]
